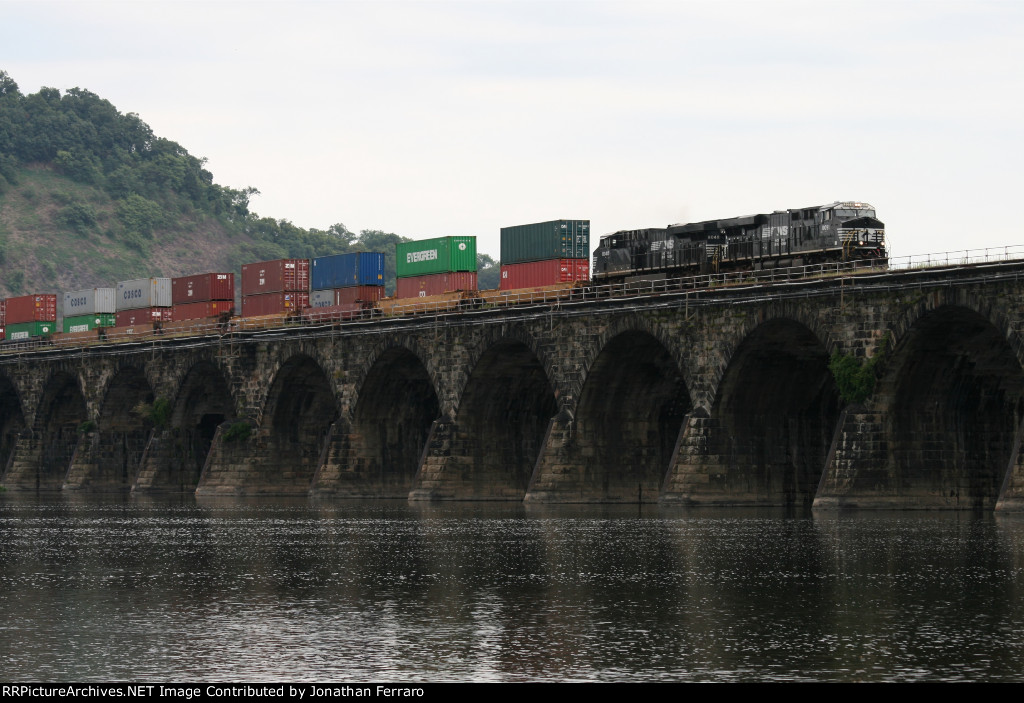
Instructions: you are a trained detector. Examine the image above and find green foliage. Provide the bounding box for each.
[477,252,499,290]
[829,333,890,405]
[116,194,164,237]
[77,420,96,434]
[57,200,98,234]
[7,270,24,294]
[134,397,171,428]
[223,420,252,443]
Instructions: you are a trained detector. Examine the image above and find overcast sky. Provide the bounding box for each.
[5,0,1022,260]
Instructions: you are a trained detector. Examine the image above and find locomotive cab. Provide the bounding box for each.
[819,201,886,260]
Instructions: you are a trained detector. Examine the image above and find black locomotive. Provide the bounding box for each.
[592,201,885,283]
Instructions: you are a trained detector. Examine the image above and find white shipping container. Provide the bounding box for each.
[309,290,336,308]
[64,288,116,316]
[116,278,173,311]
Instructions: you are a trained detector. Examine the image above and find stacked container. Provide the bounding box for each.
[240,259,310,316]
[395,236,477,298]
[499,220,590,290]
[116,278,173,327]
[5,294,58,339]
[310,252,385,308]
[63,288,116,332]
[172,272,235,321]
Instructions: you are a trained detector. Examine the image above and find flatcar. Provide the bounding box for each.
[592,201,885,283]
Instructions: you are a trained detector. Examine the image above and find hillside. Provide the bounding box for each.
[0,71,498,299]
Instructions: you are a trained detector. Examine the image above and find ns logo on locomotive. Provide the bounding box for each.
[592,201,885,284]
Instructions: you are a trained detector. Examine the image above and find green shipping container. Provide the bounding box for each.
[396,236,477,278]
[62,314,117,333]
[6,321,55,340]
[500,220,590,265]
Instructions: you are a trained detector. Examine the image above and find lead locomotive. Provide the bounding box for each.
[592,201,885,283]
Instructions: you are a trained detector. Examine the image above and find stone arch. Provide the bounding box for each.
[81,365,156,490]
[160,360,236,490]
[876,303,1024,508]
[448,336,559,497]
[707,317,840,505]
[455,325,562,407]
[260,353,340,492]
[572,329,692,501]
[706,303,839,409]
[352,336,448,417]
[576,315,695,406]
[34,371,88,489]
[343,344,441,496]
[0,373,26,479]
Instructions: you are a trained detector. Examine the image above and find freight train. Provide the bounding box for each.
[592,201,885,284]
[0,202,887,348]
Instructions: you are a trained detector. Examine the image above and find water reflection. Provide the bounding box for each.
[1,494,1023,681]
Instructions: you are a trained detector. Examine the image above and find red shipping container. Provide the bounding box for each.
[0,300,5,324]
[499,259,590,291]
[172,273,235,304]
[333,285,385,305]
[396,272,477,299]
[174,300,235,320]
[241,292,310,317]
[5,294,57,324]
[241,259,310,296]
[115,307,173,327]
[301,303,363,323]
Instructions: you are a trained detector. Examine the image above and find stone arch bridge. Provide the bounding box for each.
[3,262,1024,510]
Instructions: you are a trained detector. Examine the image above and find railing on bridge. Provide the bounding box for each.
[887,245,1024,270]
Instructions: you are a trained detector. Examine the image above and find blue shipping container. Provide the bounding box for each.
[311,252,385,290]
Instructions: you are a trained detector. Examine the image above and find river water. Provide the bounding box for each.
[1,494,1023,682]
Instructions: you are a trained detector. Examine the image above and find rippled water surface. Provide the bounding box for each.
[2,494,1023,682]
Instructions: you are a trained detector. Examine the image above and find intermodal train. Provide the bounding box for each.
[1,200,886,347]
[592,201,885,284]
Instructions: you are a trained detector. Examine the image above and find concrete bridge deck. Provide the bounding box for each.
[3,259,1024,509]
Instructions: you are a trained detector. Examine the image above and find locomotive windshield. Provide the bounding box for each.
[835,208,876,219]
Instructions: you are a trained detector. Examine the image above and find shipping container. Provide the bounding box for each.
[395,272,478,299]
[241,259,310,296]
[301,303,363,324]
[0,300,5,325]
[5,321,56,340]
[174,300,235,320]
[115,307,174,327]
[241,292,310,317]
[5,294,57,324]
[172,273,235,305]
[309,289,336,308]
[499,258,590,290]
[396,237,476,278]
[500,220,590,265]
[311,252,385,290]
[333,285,384,306]
[64,288,116,317]
[62,313,117,333]
[116,278,172,310]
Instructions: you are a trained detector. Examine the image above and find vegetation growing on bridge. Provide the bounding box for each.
[829,334,889,404]
[134,397,171,428]
[223,420,252,443]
